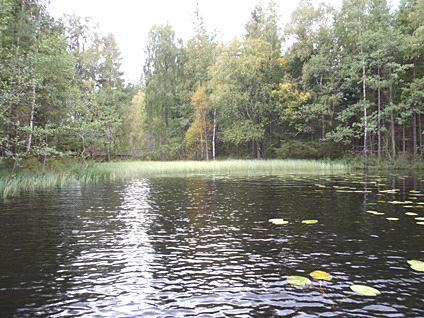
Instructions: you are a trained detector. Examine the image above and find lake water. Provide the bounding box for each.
[0,173,423,317]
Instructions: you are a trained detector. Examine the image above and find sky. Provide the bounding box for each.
[48,0,397,84]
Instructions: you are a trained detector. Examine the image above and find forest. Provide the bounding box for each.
[0,0,423,167]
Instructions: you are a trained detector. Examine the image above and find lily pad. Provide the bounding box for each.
[287,275,311,286]
[310,270,332,281]
[269,218,288,225]
[407,260,424,272]
[386,217,399,221]
[302,219,319,224]
[350,284,381,296]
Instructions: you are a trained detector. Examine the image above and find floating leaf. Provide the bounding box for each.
[407,260,424,272]
[310,270,332,281]
[350,284,381,296]
[287,276,311,286]
[386,217,399,221]
[302,219,319,224]
[269,218,288,225]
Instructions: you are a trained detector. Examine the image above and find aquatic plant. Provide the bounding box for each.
[310,271,332,281]
[407,260,424,272]
[287,276,311,287]
[350,284,381,296]
[0,159,349,198]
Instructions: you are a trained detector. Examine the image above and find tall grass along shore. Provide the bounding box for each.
[0,160,348,198]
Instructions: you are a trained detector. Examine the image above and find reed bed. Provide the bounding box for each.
[0,160,348,198]
[90,160,348,178]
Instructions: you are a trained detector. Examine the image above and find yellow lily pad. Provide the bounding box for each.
[310,270,332,281]
[302,219,319,224]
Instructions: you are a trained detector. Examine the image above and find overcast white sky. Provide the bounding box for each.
[48,0,398,84]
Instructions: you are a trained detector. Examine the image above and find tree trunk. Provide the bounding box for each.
[212,109,216,160]
[320,74,325,140]
[390,112,395,159]
[105,144,110,161]
[412,112,417,158]
[203,112,209,161]
[200,125,204,160]
[80,134,86,159]
[390,85,395,159]
[402,126,406,155]
[256,141,261,159]
[362,51,368,161]
[377,66,381,159]
[26,84,36,153]
[419,113,422,155]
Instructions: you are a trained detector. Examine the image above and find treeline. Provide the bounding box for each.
[0,0,134,167]
[0,0,423,166]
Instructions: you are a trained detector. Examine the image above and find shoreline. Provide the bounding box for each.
[0,158,423,198]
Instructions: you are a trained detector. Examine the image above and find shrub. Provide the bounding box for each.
[274,140,345,159]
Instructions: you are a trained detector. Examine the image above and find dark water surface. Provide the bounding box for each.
[0,174,423,317]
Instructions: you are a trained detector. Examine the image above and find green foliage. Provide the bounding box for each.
[1,0,423,163]
[275,140,345,160]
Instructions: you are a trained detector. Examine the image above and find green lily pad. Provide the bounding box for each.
[287,275,311,286]
[386,217,399,221]
[350,284,381,296]
[407,260,424,272]
[302,219,319,224]
[269,218,288,225]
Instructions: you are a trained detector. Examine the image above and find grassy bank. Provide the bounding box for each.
[0,159,348,198]
[344,157,424,171]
